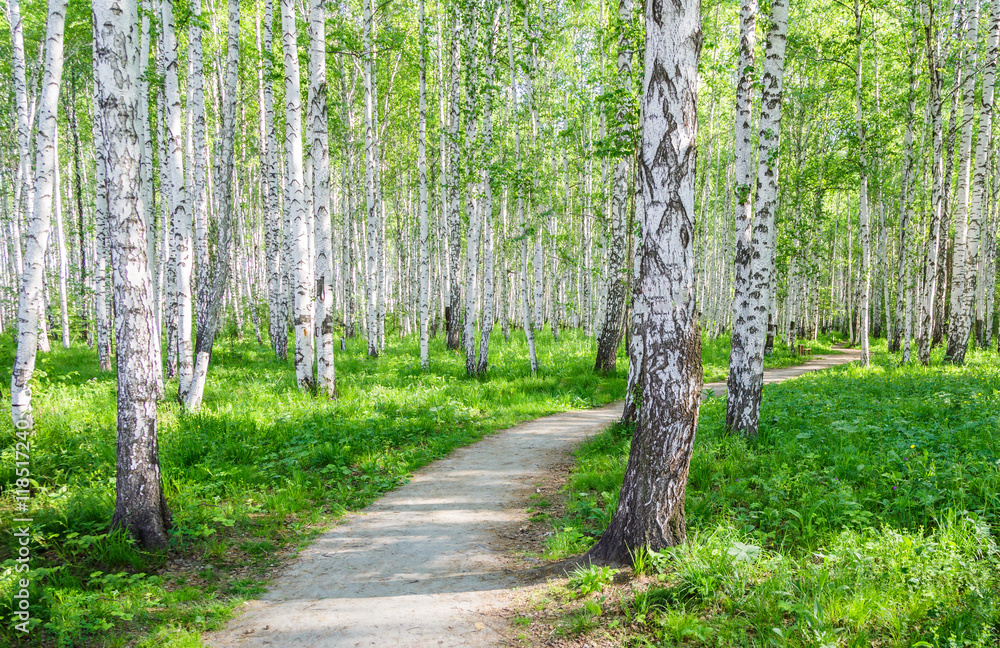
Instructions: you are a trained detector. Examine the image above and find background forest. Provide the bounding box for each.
[2,0,1000,644]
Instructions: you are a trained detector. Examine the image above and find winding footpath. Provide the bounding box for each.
[206,348,860,648]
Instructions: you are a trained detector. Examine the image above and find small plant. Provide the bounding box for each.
[568,564,615,596]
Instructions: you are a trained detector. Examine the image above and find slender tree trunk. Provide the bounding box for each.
[506,0,538,372]
[446,6,462,351]
[185,0,241,409]
[94,0,172,549]
[586,0,702,562]
[726,0,788,436]
[54,145,70,349]
[948,0,997,364]
[11,0,68,428]
[918,4,945,365]
[463,4,481,376]
[363,0,380,358]
[260,0,288,361]
[418,0,430,370]
[477,2,501,375]
[892,31,919,353]
[855,0,872,366]
[310,0,335,396]
[594,0,633,373]
[725,0,759,432]
[161,0,194,399]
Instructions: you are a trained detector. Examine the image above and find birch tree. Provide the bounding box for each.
[94,0,172,549]
[594,0,633,373]
[10,0,68,429]
[310,0,336,396]
[726,0,789,437]
[260,0,288,361]
[724,0,758,433]
[161,0,194,400]
[185,0,241,410]
[418,0,430,370]
[586,0,702,562]
[947,0,997,365]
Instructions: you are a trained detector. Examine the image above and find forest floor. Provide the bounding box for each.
[204,349,858,648]
[505,342,1000,648]
[0,330,834,647]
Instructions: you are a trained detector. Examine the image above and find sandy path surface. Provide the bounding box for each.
[205,349,858,648]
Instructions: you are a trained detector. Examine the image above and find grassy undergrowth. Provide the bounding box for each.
[0,328,626,647]
[544,339,1000,647]
[0,323,829,647]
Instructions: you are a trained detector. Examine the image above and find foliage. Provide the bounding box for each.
[548,341,1000,646]
[0,329,624,647]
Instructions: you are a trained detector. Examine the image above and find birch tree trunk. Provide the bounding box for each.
[418,0,430,370]
[918,3,945,365]
[10,0,67,428]
[363,0,380,358]
[726,0,788,437]
[160,0,194,400]
[94,0,172,549]
[188,0,210,335]
[594,0,633,373]
[506,0,538,372]
[310,0,335,396]
[586,0,702,562]
[260,0,288,361]
[54,145,70,349]
[892,31,919,354]
[185,0,240,410]
[724,0,758,432]
[462,4,481,376]
[477,2,501,375]
[947,0,997,364]
[446,6,462,351]
[855,0,872,367]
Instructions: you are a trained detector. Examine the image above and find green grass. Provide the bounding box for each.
[0,321,832,647]
[0,327,628,647]
[547,339,1000,647]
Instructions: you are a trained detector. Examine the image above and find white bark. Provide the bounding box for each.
[161,0,193,399]
[948,0,997,364]
[856,0,872,367]
[11,0,68,428]
[259,0,287,360]
[185,0,240,410]
[506,0,537,372]
[418,0,430,370]
[94,0,171,548]
[310,0,335,396]
[463,4,481,376]
[363,0,380,358]
[726,0,788,436]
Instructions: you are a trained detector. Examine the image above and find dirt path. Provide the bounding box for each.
[205,349,858,648]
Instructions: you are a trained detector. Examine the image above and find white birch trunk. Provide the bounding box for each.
[94,0,171,548]
[11,0,67,428]
[185,0,240,409]
[726,0,788,436]
[161,0,194,399]
[506,0,537,371]
[310,0,335,396]
[363,0,380,358]
[418,0,430,370]
[462,4,481,376]
[587,0,702,561]
[259,0,288,360]
[855,0,872,366]
[948,0,997,364]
